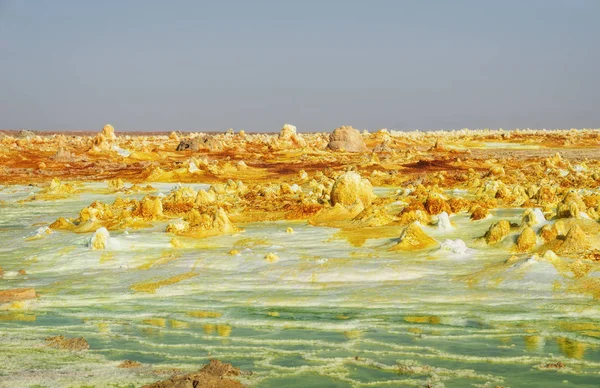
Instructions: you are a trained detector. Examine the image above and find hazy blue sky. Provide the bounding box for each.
[1,0,599,132]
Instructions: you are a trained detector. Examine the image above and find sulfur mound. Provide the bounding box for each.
[46,335,89,351]
[391,222,438,251]
[482,220,511,245]
[89,227,111,250]
[330,171,375,207]
[90,124,117,151]
[102,124,117,140]
[557,225,591,254]
[118,360,142,368]
[167,208,241,238]
[425,195,451,215]
[265,252,279,262]
[327,126,367,152]
[142,359,245,388]
[521,208,545,227]
[470,206,490,221]
[279,123,296,139]
[515,226,537,252]
[134,196,164,219]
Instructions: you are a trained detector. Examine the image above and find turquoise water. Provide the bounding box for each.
[1,183,600,387]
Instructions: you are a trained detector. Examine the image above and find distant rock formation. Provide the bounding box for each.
[327,126,367,152]
[330,171,375,207]
[176,138,200,151]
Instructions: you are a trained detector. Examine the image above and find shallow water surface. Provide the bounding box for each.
[0,184,599,387]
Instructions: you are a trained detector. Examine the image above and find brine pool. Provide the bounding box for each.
[1,183,599,387]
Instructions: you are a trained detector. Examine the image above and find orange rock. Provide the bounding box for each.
[0,288,36,303]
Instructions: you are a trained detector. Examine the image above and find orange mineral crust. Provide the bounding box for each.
[3,124,600,296]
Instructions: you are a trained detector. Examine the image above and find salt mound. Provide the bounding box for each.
[425,195,451,215]
[26,226,52,241]
[327,126,367,152]
[515,226,537,252]
[166,207,241,238]
[438,239,470,256]
[89,227,119,250]
[278,124,297,141]
[436,212,453,230]
[470,206,490,221]
[330,171,375,207]
[482,220,511,245]
[521,208,545,227]
[90,124,117,151]
[392,222,438,251]
[557,225,590,254]
[102,124,116,140]
[135,196,164,220]
[351,206,394,227]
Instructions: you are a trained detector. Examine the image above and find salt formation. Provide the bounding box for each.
[521,208,546,227]
[90,124,117,152]
[424,195,451,215]
[330,171,375,207]
[392,222,438,251]
[557,225,590,254]
[436,212,453,230]
[470,206,490,220]
[166,208,241,238]
[176,138,200,151]
[481,220,511,245]
[135,196,164,219]
[264,252,279,262]
[327,126,367,152]
[89,227,111,250]
[278,124,305,147]
[515,226,537,252]
[143,359,244,388]
[438,239,470,256]
[46,336,89,351]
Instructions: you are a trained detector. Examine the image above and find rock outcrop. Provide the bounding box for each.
[330,171,375,207]
[327,126,367,152]
[176,138,200,152]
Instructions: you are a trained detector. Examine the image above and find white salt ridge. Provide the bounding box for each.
[111,145,131,157]
[88,227,121,250]
[531,208,546,225]
[436,212,453,231]
[438,239,472,258]
[293,268,422,283]
[188,161,200,173]
[500,255,561,290]
[28,226,52,239]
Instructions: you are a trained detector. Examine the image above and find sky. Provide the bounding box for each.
[1,0,599,132]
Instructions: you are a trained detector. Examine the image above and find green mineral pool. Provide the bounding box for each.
[1,183,599,387]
